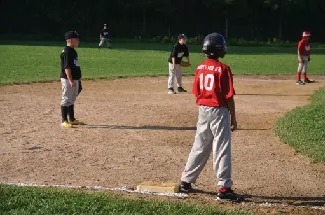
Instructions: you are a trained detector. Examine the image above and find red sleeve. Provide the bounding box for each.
[221,66,235,99]
[192,69,200,98]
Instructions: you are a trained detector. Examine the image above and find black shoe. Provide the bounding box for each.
[179,181,193,193]
[304,78,315,83]
[217,188,244,202]
[177,87,187,93]
[168,88,176,94]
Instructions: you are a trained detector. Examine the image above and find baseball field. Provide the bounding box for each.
[1,41,325,215]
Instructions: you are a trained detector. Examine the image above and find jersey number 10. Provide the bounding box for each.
[199,73,215,91]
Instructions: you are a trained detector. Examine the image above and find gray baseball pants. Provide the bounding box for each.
[168,63,183,88]
[181,106,233,188]
[298,55,309,73]
[61,78,79,106]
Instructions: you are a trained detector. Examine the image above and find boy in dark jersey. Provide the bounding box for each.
[98,24,112,49]
[60,31,85,128]
[167,34,190,94]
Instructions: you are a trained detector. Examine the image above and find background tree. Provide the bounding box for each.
[0,0,324,42]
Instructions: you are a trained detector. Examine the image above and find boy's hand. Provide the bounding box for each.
[69,80,76,88]
[231,119,237,132]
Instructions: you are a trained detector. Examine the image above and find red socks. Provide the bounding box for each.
[297,72,301,81]
[303,73,307,81]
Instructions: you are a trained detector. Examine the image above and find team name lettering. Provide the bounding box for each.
[197,65,221,72]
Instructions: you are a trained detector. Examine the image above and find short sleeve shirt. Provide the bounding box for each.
[60,46,82,80]
[298,39,310,56]
[192,58,235,107]
[100,29,109,39]
[168,43,189,64]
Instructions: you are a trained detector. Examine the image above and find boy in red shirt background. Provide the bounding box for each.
[179,33,243,202]
[296,31,314,85]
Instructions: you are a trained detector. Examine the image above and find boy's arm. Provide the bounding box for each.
[297,42,303,62]
[172,57,176,71]
[185,47,190,64]
[221,66,236,131]
[65,69,75,87]
[226,96,237,131]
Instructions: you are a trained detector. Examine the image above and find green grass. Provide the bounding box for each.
[1,40,325,85]
[0,184,251,215]
[276,88,325,162]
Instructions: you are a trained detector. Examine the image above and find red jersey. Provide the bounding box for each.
[298,39,310,56]
[192,59,235,107]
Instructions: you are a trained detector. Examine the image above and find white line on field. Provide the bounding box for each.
[1,181,189,198]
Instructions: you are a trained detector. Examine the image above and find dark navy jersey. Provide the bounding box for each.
[168,43,189,64]
[60,46,82,80]
[100,29,109,39]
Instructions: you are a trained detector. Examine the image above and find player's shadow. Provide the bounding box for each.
[245,194,325,206]
[193,189,325,206]
[85,125,197,131]
[85,125,269,131]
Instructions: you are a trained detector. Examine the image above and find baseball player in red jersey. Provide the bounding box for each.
[179,33,243,202]
[296,31,314,85]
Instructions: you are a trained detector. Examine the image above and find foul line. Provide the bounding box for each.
[1,181,188,198]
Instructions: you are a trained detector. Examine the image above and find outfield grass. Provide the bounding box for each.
[0,184,251,215]
[1,40,325,85]
[276,88,325,162]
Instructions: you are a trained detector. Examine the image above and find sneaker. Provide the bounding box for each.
[70,119,85,125]
[304,78,315,83]
[61,121,73,128]
[296,80,305,85]
[168,88,176,94]
[177,87,187,93]
[179,181,193,193]
[217,188,244,202]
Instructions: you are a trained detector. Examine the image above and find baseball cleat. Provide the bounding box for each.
[179,181,193,193]
[61,121,73,128]
[304,78,315,83]
[177,87,187,93]
[71,119,85,125]
[216,188,244,202]
[296,80,305,85]
[168,88,176,94]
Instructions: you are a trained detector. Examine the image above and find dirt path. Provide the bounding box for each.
[0,76,325,214]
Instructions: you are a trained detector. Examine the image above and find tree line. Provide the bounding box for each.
[0,0,324,42]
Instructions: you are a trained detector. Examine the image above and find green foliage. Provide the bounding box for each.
[0,184,252,215]
[1,41,325,85]
[1,0,325,41]
[276,88,325,162]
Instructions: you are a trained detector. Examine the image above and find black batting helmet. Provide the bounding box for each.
[202,32,227,57]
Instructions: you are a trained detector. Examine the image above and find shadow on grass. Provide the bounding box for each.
[2,40,325,55]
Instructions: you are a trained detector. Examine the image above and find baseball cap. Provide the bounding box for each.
[177,34,187,40]
[65,31,80,40]
[302,31,311,37]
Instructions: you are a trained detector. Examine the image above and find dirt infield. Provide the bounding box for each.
[1,76,325,214]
